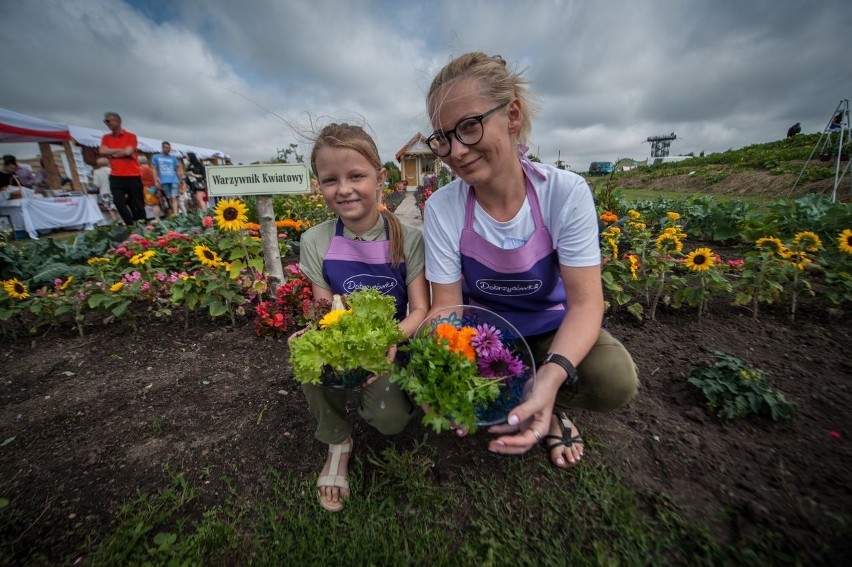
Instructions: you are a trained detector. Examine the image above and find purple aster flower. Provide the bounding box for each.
[477,344,525,378]
[471,323,503,358]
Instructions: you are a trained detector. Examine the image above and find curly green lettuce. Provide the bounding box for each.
[289,288,406,385]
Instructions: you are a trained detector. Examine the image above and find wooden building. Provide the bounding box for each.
[395,133,442,189]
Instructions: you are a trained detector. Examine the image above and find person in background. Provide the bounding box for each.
[99,112,145,223]
[151,141,184,216]
[138,156,162,222]
[33,157,51,191]
[1,155,35,188]
[298,123,429,512]
[422,52,638,470]
[185,152,208,211]
[92,157,118,223]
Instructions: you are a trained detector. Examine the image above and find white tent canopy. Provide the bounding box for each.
[0,107,230,161]
[0,107,71,143]
[69,125,229,161]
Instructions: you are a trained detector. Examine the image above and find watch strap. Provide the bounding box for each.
[543,352,579,389]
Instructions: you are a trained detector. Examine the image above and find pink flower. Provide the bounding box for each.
[829,430,842,440]
[202,216,214,229]
[477,345,525,378]
[471,324,503,358]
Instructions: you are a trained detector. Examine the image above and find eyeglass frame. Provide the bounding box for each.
[426,100,510,157]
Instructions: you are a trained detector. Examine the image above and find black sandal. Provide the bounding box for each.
[542,413,583,451]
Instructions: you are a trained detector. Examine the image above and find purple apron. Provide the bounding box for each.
[322,217,408,320]
[459,180,566,336]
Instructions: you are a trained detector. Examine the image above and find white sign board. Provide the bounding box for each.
[206,163,310,196]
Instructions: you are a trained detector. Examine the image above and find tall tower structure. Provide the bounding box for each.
[646,132,677,158]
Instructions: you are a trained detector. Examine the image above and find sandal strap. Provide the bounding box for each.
[317,473,349,490]
[542,413,584,451]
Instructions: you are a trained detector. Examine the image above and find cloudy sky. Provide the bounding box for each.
[4,0,851,171]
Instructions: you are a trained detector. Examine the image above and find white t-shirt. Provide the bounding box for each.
[423,160,600,285]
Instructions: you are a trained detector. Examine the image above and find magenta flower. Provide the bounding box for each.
[471,323,503,358]
[477,344,525,378]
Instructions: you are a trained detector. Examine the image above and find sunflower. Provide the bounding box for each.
[109,281,124,292]
[129,250,156,265]
[837,229,852,255]
[214,198,249,231]
[684,247,715,272]
[755,236,785,255]
[787,250,811,270]
[87,257,110,266]
[3,278,29,299]
[666,211,681,221]
[59,276,74,291]
[655,232,683,252]
[195,245,224,267]
[793,231,822,253]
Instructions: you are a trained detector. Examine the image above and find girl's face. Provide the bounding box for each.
[430,78,520,189]
[315,146,386,230]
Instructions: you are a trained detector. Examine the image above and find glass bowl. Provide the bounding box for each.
[415,305,536,426]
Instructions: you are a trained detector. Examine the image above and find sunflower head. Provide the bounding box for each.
[685,247,715,272]
[755,236,785,256]
[3,278,30,300]
[195,245,224,267]
[793,231,822,253]
[59,276,74,291]
[838,229,852,255]
[787,250,812,270]
[129,250,156,266]
[214,198,249,231]
[109,281,124,292]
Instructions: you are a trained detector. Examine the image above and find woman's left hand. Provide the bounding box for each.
[486,370,561,454]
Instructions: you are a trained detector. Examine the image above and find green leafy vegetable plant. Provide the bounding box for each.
[289,288,406,385]
[687,351,796,422]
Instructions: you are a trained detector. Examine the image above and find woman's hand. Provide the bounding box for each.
[486,365,563,454]
[363,344,400,387]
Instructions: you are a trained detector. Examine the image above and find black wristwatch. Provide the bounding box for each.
[542,352,579,389]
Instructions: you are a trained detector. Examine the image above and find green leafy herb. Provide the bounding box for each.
[687,351,796,421]
[391,336,501,433]
[289,288,406,385]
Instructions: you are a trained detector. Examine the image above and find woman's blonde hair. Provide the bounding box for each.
[427,52,540,147]
[310,123,405,266]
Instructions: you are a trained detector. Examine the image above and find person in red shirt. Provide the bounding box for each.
[99,112,145,224]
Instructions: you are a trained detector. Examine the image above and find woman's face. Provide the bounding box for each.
[430,78,520,188]
[314,146,386,229]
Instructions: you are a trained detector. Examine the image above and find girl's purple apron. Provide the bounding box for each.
[322,217,408,320]
[459,177,566,337]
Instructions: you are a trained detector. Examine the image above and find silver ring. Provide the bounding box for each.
[532,429,542,441]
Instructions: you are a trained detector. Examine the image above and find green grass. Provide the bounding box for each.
[67,440,817,566]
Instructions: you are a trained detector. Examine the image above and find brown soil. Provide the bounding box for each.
[1,292,850,565]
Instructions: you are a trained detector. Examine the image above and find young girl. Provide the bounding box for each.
[298,123,429,512]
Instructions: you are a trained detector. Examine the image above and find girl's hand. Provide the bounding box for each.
[363,344,399,386]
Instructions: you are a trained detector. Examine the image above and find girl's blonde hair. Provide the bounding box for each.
[310,123,405,266]
[427,52,540,147]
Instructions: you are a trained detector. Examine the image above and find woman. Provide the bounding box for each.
[423,52,638,469]
[185,152,208,211]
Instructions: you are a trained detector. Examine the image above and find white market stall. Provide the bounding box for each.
[1,107,231,238]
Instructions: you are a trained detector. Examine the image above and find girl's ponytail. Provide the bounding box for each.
[383,211,405,267]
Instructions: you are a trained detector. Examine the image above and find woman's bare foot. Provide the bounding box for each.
[542,413,584,469]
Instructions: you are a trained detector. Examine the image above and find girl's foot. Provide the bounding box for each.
[542,413,584,469]
[317,437,352,512]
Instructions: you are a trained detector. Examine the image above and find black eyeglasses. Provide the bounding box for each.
[426,101,509,157]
